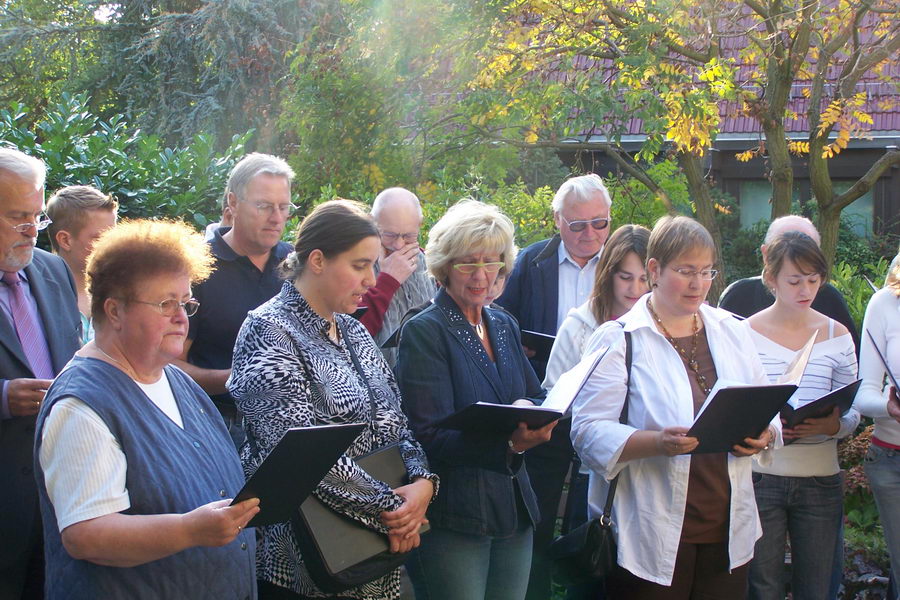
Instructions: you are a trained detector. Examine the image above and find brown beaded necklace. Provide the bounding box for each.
[647,299,711,395]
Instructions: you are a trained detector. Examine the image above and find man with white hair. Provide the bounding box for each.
[176,153,295,447]
[358,187,436,368]
[718,214,859,351]
[497,173,611,600]
[499,173,612,378]
[0,147,81,598]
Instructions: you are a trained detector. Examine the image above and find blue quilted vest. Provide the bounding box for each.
[34,357,256,600]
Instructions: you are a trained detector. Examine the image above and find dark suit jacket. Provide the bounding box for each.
[396,288,544,536]
[0,248,80,568]
[496,235,562,380]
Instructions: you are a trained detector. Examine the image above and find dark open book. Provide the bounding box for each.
[687,332,818,454]
[232,423,365,527]
[780,379,861,435]
[435,345,612,433]
[521,329,556,363]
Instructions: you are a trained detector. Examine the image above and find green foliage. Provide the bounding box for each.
[830,258,888,332]
[0,93,252,230]
[605,159,692,227]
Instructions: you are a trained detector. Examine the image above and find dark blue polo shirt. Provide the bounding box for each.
[188,227,292,406]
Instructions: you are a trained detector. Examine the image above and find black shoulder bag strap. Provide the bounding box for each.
[560,326,632,534]
[600,329,632,524]
[336,319,378,427]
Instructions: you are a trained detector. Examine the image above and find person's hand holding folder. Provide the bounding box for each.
[731,426,777,457]
[381,478,434,553]
[782,406,841,441]
[655,427,699,456]
[887,387,900,424]
[507,398,558,453]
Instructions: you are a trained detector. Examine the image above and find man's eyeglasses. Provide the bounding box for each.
[670,267,719,281]
[560,216,610,233]
[380,231,419,244]
[1,213,52,233]
[129,298,201,317]
[249,202,297,218]
[452,262,505,274]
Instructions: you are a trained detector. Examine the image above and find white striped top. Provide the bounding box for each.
[744,320,860,476]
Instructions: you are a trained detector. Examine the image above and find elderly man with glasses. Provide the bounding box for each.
[174,152,295,448]
[357,187,436,368]
[496,173,612,600]
[0,147,81,599]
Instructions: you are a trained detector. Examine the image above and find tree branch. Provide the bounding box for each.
[834,150,900,210]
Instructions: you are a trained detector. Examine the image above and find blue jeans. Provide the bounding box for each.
[865,444,900,600]
[406,524,533,600]
[748,472,844,600]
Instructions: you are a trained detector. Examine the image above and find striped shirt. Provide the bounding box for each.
[744,320,859,477]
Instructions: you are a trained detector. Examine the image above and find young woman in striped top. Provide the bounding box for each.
[744,231,859,600]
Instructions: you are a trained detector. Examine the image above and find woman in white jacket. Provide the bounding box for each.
[572,216,779,598]
[543,224,650,389]
[856,253,900,600]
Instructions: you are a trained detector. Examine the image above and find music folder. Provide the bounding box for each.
[521,329,556,363]
[686,332,818,454]
[867,330,900,390]
[435,345,612,433]
[232,422,366,527]
[780,379,861,443]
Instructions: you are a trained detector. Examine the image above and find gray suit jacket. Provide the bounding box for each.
[0,248,80,568]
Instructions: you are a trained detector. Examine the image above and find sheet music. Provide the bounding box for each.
[542,345,611,413]
[776,331,818,385]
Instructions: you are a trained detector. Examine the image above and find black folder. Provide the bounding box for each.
[521,329,556,363]
[232,423,366,527]
[436,402,563,433]
[687,384,797,454]
[437,344,612,434]
[780,379,861,432]
[868,330,900,389]
[296,443,430,574]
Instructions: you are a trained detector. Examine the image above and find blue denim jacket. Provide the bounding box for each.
[397,289,545,536]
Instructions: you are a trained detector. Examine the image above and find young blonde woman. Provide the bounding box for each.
[857,248,900,600]
[743,231,859,600]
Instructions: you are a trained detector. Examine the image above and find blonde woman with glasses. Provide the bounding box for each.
[397,200,555,600]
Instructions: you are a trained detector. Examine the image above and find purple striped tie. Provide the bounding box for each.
[2,271,54,379]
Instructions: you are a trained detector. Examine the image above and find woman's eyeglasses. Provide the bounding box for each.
[669,267,719,281]
[452,262,505,274]
[129,298,201,317]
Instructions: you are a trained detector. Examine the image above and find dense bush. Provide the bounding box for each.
[0,93,252,233]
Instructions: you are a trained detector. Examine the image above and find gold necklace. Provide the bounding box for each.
[468,319,485,338]
[647,300,711,395]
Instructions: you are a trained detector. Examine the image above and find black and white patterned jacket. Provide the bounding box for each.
[230,281,436,599]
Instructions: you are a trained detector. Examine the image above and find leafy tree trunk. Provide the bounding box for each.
[677,151,726,302]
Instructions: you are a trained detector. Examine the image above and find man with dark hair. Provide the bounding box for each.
[46,185,118,343]
[0,147,81,599]
[175,153,294,447]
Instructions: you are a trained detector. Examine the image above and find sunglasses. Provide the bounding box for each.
[560,216,610,233]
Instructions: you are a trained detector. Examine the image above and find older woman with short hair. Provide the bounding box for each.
[396,200,555,600]
[35,220,259,600]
